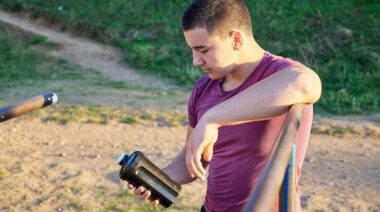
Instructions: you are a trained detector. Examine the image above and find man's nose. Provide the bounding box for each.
[193,51,205,66]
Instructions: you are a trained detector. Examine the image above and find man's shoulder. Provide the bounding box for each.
[265,51,305,69]
[257,51,306,80]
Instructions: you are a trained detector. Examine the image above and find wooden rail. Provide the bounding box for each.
[243,104,306,212]
[0,92,57,122]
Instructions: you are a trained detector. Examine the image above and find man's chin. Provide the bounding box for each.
[208,73,223,80]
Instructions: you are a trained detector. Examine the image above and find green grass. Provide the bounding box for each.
[11,103,188,127]
[0,21,188,126]
[0,23,51,87]
[70,202,81,210]
[0,21,120,90]
[0,171,10,179]
[65,188,200,212]
[0,25,186,125]
[0,0,379,114]
[311,123,380,137]
[246,1,380,115]
[96,189,200,212]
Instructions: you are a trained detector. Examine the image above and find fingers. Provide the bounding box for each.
[185,122,219,181]
[185,142,208,181]
[140,189,150,200]
[133,186,146,196]
[204,132,217,161]
[185,148,195,178]
[127,183,135,189]
[186,145,206,181]
[186,133,218,180]
[149,199,160,206]
[193,150,206,179]
[204,142,214,162]
[128,185,160,206]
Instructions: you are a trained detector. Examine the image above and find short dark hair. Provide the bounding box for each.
[182,0,253,38]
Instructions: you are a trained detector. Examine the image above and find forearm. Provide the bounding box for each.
[203,67,321,126]
[162,150,197,185]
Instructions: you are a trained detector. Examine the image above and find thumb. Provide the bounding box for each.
[204,143,214,162]
[203,132,218,161]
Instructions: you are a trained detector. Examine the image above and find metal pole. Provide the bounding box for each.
[0,92,58,122]
[243,104,305,212]
[280,143,296,212]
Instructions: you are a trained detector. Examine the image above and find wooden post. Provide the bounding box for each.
[0,92,57,122]
[243,104,305,212]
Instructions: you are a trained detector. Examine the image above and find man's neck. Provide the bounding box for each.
[221,42,266,91]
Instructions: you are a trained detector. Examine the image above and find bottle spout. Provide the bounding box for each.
[117,153,129,166]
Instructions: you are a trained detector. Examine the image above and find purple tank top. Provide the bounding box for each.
[188,52,313,212]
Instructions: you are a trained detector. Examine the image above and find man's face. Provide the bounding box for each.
[184,27,236,80]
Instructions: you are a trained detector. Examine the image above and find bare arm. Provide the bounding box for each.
[163,126,210,184]
[162,126,198,185]
[205,66,321,125]
[186,66,322,180]
[128,126,206,205]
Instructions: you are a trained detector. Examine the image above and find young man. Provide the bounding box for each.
[127,0,321,211]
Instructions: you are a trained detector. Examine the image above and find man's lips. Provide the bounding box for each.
[202,68,211,73]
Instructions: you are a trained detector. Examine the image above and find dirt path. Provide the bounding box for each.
[0,9,180,91]
[0,9,189,112]
[0,9,380,212]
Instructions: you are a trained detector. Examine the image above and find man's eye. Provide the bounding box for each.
[200,49,208,54]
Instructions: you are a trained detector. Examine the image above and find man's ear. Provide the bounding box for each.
[229,31,243,51]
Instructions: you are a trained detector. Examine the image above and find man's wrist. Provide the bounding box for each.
[162,167,173,180]
[162,166,196,185]
[162,167,181,185]
[200,109,222,128]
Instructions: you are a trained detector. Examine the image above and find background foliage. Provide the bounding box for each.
[0,0,379,114]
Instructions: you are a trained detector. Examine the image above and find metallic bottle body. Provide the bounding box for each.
[118,151,181,208]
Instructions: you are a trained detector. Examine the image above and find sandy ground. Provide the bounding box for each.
[0,119,379,212]
[1,9,380,212]
[0,119,205,211]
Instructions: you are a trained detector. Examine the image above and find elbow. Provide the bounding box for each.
[297,70,322,104]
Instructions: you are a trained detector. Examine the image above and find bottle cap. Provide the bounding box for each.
[117,153,128,166]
